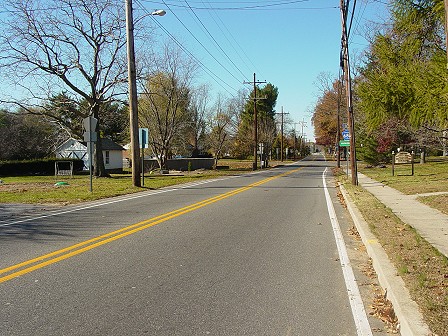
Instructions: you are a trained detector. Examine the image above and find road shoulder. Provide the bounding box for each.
[339,184,432,336]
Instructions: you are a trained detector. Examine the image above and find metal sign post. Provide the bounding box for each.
[339,140,350,176]
[139,128,149,186]
[83,116,98,192]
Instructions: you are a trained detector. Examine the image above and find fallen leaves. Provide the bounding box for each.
[370,288,400,334]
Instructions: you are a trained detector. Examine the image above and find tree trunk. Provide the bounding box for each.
[92,105,110,177]
[93,137,110,177]
[214,156,219,169]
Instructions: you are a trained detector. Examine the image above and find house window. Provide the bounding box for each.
[105,151,110,165]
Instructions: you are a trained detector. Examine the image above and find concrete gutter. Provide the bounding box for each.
[339,185,433,336]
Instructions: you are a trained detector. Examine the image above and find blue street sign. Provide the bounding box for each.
[342,130,350,140]
[139,128,149,149]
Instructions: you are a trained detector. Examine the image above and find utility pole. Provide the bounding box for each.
[125,0,141,187]
[340,0,358,185]
[297,119,307,156]
[275,107,289,161]
[243,73,266,170]
[292,122,300,161]
[336,72,342,168]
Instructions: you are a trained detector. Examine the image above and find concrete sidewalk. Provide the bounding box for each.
[357,172,448,258]
[341,172,448,335]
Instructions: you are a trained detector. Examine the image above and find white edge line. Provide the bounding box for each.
[322,167,373,336]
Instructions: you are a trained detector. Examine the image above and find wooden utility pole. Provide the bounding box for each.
[297,119,307,155]
[125,0,141,187]
[244,73,266,170]
[336,73,342,168]
[292,122,300,161]
[340,0,358,185]
[275,107,289,161]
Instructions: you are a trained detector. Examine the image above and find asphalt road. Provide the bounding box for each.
[0,155,373,335]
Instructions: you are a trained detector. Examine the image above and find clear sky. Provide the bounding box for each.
[138,0,390,141]
[0,0,389,142]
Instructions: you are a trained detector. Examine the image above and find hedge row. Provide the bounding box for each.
[0,158,84,177]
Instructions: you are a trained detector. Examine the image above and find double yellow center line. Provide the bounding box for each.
[0,168,301,283]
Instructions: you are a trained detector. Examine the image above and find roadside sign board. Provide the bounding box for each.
[342,130,350,140]
[83,116,98,143]
[339,140,350,147]
[139,128,149,149]
[394,151,412,164]
[83,116,98,133]
[83,132,97,142]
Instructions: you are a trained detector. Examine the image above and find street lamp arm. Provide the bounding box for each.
[134,9,167,24]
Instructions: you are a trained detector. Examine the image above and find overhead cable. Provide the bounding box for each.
[182,0,250,82]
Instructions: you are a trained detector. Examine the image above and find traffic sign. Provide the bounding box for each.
[342,130,350,140]
[83,116,98,143]
[83,132,97,142]
[339,140,350,147]
[139,128,149,149]
[83,116,98,133]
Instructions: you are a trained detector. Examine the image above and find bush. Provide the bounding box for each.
[0,158,84,177]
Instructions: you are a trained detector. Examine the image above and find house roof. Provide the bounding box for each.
[97,138,125,151]
[56,137,125,151]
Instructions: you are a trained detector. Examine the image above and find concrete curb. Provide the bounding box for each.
[339,184,433,336]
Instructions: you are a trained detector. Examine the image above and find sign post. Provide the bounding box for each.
[83,116,98,192]
[339,140,350,175]
[139,128,149,186]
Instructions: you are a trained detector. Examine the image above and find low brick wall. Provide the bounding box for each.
[143,158,214,172]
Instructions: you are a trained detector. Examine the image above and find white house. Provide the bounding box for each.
[55,138,125,172]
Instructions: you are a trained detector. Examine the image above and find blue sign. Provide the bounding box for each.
[342,130,350,140]
[139,128,149,149]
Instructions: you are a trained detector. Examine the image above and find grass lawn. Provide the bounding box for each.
[0,159,290,205]
[359,157,448,215]
[0,173,222,204]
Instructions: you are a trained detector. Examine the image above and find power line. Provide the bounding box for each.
[0,6,72,14]
[155,0,244,84]
[182,0,250,81]
[200,0,263,77]
[346,0,357,40]
[135,0,239,96]
[140,0,336,11]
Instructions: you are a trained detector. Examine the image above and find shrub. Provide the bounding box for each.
[0,158,84,176]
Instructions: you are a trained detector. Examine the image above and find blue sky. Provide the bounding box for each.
[0,0,389,142]
[139,0,390,141]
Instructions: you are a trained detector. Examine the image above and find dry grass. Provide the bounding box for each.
[419,194,448,216]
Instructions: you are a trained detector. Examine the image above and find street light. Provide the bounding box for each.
[151,9,166,16]
[126,1,165,187]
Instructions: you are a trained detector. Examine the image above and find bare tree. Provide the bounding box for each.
[0,0,134,176]
[138,43,198,170]
[185,84,210,157]
[207,94,239,167]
